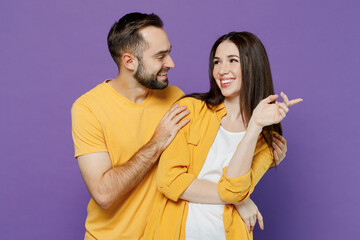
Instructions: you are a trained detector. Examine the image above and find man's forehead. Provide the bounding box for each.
[139,26,171,52]
[139,25,167,38]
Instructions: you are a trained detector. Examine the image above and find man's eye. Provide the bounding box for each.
[158,55,165,60]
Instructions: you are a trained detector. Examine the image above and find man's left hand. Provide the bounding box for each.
[271,133,287,167]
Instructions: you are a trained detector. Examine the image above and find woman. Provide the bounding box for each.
[143,32,302,240]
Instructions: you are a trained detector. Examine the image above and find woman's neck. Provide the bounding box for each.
[221,97,246,132]
[223,97,241,119]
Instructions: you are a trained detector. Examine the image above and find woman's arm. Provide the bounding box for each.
[156,98,199,202]
[179,134,288,204]
[226,94,285,178]
[159,94,296,203]
[180,179,227,204]
[181,180,265,233]
[218,93,302,202]
[234,198,264,232]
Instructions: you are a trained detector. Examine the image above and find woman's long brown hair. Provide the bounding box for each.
[184,32,282,166]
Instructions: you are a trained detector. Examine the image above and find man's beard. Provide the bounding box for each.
[134,60,169,90]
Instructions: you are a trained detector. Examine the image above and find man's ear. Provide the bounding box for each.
[121,52,138,71]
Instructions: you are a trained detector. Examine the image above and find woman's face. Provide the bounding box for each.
[212,40,242,100]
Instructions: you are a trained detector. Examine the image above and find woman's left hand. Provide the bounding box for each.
[250,92,303,129]
[278,91,303,108]
[234,198,264,232]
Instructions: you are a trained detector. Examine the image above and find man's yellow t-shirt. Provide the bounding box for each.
[71,80,184,240]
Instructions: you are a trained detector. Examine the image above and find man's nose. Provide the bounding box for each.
[164,55,175,69]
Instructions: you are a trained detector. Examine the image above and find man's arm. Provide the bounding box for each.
[77,104,190,209]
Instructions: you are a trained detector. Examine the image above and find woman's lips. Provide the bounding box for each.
[220,78,235,88]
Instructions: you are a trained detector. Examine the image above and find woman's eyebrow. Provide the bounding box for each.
[213,55,240,59]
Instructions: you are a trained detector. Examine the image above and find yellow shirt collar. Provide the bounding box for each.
[213,102,227,121]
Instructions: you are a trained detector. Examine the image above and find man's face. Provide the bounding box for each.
[134,26,175,89]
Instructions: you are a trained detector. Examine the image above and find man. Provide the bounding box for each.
[72,12,288,239]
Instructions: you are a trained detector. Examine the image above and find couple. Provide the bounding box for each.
[71,12,302,240]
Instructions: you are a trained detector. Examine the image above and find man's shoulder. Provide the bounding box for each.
[164,84,184,95]
[73,82,108,107]
[151,85,184,103]
[151,85,184,108]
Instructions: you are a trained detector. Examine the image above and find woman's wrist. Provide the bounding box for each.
[247,119,263,136]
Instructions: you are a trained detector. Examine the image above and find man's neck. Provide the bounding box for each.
[108,74,150,104]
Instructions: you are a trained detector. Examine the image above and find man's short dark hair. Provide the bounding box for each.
[107,12,163,66]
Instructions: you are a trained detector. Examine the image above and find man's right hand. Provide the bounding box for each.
[151,103,190,152]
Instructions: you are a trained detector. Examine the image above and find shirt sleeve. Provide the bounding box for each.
[218,136,273,203]
[71,102,108,158]
[156,99,197,202]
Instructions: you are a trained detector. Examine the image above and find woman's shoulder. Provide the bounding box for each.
[176,96,207,111]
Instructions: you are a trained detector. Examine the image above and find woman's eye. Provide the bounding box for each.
[230,59,238,63]
[213,60,220,65]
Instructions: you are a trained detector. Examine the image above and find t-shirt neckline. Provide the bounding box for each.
[103,79,153,107]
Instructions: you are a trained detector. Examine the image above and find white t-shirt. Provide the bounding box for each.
[186,126,246,240]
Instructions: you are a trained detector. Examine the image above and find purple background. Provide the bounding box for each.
[1,0,359,239]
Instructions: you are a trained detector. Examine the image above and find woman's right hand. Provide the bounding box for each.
[234,198,264,232]
[250,92,302,129]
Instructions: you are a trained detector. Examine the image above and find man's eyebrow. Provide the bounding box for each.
[154,45,172,56]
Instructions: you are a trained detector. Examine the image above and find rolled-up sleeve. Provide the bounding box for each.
[218,138,273,203]
[218,167,252,202]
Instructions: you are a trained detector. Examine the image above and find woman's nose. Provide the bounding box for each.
[219,62,230,75]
